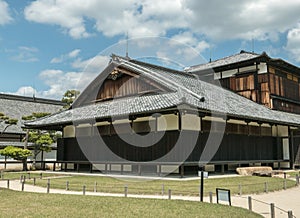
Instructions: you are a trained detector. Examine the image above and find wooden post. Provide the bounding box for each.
[4,156,7,170]
[239,184,242,196]
[7,179,9,189]
[47,179,50,193]
[248,196,252,211]
[270,203,275,218]
[64,163,67,172]
[284,179,286,190]
[124,185,128,197]
[121,164,124,175]
[200,170,204,202]
[20,175,23,183]
[83,185,86,195]
[66,181,69,191]
[94,181,97,192]
[288,211,293,218]
[39,172,42,179]
[264,182,268,193]
[168,189,171,200]
[138,165,141,176]
[53,162,56,171]
[296,174,299,186]
[89,164,93,173]
[21,181,25,191]
[209,192,213,203]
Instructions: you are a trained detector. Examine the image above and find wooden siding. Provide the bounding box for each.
[57,131,281,163]
[96,73,166,102]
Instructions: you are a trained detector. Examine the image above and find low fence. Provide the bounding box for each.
[1,171,299,217]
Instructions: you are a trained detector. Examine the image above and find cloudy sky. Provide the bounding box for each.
[1,0,300,100]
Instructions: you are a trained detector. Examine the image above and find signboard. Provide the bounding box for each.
[216,188,231,206]
[198,171,208,178]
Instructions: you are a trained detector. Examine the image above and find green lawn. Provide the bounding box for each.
[1,171,296,196]
[0,188,261,218]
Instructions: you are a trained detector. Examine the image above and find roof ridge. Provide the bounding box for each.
[0,93,65,106]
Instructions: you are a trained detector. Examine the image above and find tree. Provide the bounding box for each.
[22,112,57,170]
[62,89,80,108]
[28,131,53,170]
[0,112,18,134]
[0,146,32,171]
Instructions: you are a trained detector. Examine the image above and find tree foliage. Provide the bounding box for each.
[62,89,80,108]
[0,146,32,161]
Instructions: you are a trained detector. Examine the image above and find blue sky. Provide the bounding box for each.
[0,0,300,100]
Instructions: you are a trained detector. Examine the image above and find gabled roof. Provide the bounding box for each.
[186,50,262,72]
[25,55,300,129]
[187,50,300,75]
[0,94,65,134]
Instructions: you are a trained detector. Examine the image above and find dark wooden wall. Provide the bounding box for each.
[57,130,281,163]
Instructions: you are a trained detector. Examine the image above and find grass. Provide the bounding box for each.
[1,171,296,196]
[0,188,262,218]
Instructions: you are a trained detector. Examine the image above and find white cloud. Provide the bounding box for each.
[286,26,300,62]
[72,55,110,73]
[10,46,39,62]
[51,49,81,63]
[0,0,12,25]
[24,0,300,43]
[15,55,111,99]
[37,69,95,99]
[12,86,37,97]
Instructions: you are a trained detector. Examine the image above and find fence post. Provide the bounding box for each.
[66,181,69,191]
[239,184,242,196]
[264,182,268,193]
[248,196,252,211]
[47,179,50,193]
[124,185,128,197]
[288,210,293,218]
[283,179,286,190]
[23,175,26,184]
[168,189,171,200]
[209,192,213,203]
[7,179,9,189]
[40,173,42,179]
[83,185,86,195]
[20,175,23,183]
[94,181,97,192]
[270,203,275,218]
[296,174,299,186]
[33,178,36,186]
[162,184,164,196]
[21,181,25,191]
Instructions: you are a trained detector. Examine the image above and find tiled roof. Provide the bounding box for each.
[25,55,300,128]
[0,94,64,134]
[186,51,261,72]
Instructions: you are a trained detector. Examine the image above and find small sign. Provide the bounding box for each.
[198,171,209,178]
[216,188,231,206]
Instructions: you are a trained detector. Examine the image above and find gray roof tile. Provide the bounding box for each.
[25,56,300,128]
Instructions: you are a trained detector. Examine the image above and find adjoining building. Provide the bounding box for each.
[25,55,300,175]
[187,50,300,114]
[0,93,65,168]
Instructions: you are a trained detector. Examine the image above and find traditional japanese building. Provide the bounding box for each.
[0,93,65,165]
[25,55,300,175]
[187,50,300,114]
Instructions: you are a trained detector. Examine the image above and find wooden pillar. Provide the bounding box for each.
[178,111,182,131]
[121,164,124,175]
[76,163,80,172]
[180,165,184,178]
[289,127,295,169]
[64,163,67,172]
[89,163,93,173]
[158,164,161,176]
